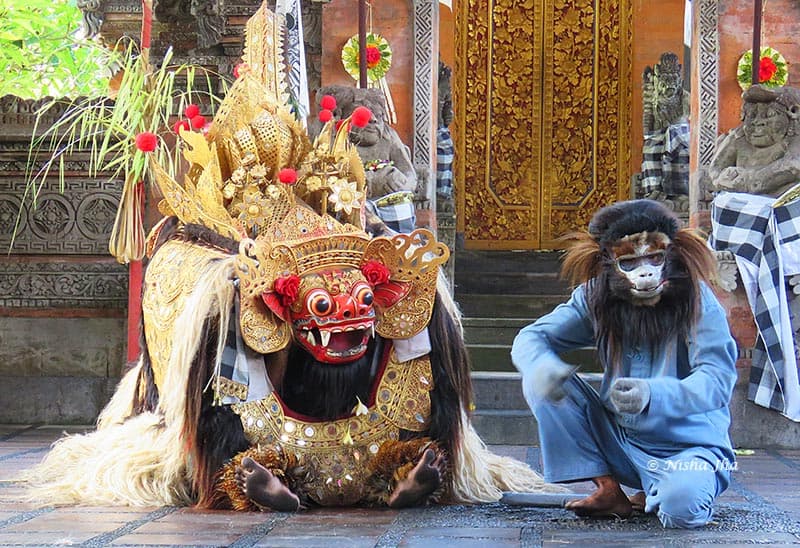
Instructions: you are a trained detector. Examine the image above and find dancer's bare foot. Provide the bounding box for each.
[564,475,633,519]
[388,448,445,508]
[629,491,646,512]
[235,456,300,512]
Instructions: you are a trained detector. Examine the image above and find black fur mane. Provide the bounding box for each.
[588,244,696,375]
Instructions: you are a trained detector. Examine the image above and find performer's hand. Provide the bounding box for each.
[523,356,577,403]
[610,377,651,415]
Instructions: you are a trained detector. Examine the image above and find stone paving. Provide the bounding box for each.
[2,425,800,547]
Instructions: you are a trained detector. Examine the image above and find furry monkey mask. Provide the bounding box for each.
[560,199,718,373]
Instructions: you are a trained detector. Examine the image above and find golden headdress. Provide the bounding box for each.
[147,0,449,354]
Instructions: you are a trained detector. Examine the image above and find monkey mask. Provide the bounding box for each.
[588,200,679,306]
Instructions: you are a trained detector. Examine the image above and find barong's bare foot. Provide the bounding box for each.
[388,448,445,508]
[629,491,646,512]
[235,456,300,512]
[565,475,633,519]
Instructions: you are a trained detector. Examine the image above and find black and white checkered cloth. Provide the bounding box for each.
[436,126,454,199]
[709,192,800,419]
[641,122,690,195]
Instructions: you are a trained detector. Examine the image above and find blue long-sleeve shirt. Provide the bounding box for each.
[511,282,738,459]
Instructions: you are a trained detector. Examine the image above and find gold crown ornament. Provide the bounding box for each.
[144,0,450,365]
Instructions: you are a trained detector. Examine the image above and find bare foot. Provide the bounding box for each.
[235,456,300,512]
[564,475,632,519]
[388,448,445,508]
[629,491,646,512]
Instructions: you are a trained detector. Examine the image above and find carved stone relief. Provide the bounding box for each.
[412,0,437,212]
[0,259,128,309]
[0,177,122,255]
[691,0,720,213]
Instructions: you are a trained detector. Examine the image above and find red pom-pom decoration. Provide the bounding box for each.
[190,114,207,129]
[278,168,298,184]
[320,94,337,111]
[184,104,200,119]
[134,131,158,152]
[351,106,372,128]
[335,119,344,131]
[173,119,190,134]
[318,109,333,123]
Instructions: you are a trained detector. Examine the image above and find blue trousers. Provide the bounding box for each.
[528,375,731,529]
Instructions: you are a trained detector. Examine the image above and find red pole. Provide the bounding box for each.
[127,260,143,362]
[126,0,153,362]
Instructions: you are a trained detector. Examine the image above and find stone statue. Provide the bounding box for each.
[640,52,691,206]
[316,85,417,199]
[642,52,690,136]
[708,84,800,197]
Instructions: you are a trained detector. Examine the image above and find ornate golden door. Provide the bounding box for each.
[454,0,632,250]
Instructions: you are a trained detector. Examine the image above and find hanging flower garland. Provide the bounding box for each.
[737,46,788,90]
[341,33,392,83]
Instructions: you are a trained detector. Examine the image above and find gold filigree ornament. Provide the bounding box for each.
[233,352,433,506]
[364,230,450,339]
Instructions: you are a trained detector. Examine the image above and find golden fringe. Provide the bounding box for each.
[20,256,238,508]
[448,411,570,503]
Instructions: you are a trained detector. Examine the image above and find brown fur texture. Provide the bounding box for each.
[215,445,302,511]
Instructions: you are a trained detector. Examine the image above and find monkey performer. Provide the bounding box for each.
[511,199,737,529]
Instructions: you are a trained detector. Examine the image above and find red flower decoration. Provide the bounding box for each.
[361,260,390,286]
[278,168,297,184]
[134,131,158,152]
[190,114,207,129]
[184,104,200,119]
[320,94,337,111]
[351,106,372,128]
[759,56,778,83]
[173,119,190,134]
[274,275,301,307]
[319,108,333,123]
[366,45,382,69]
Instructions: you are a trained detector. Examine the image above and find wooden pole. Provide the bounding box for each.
[752,0,762,85]
[358,0,367,88]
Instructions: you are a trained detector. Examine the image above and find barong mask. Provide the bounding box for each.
[146,3,448,372]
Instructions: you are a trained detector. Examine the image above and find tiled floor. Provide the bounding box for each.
[1,425,800,547]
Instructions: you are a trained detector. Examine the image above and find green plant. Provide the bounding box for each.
[0,0,112,99]
[22,40,229,262]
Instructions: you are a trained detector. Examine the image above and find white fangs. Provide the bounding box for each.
[306,330,316,346]
[319,330,331,347]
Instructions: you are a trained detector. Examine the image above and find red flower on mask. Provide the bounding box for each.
[361,260,390,285]
[274,275,301,306]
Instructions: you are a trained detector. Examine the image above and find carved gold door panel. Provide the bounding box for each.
[454,0,632,250]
